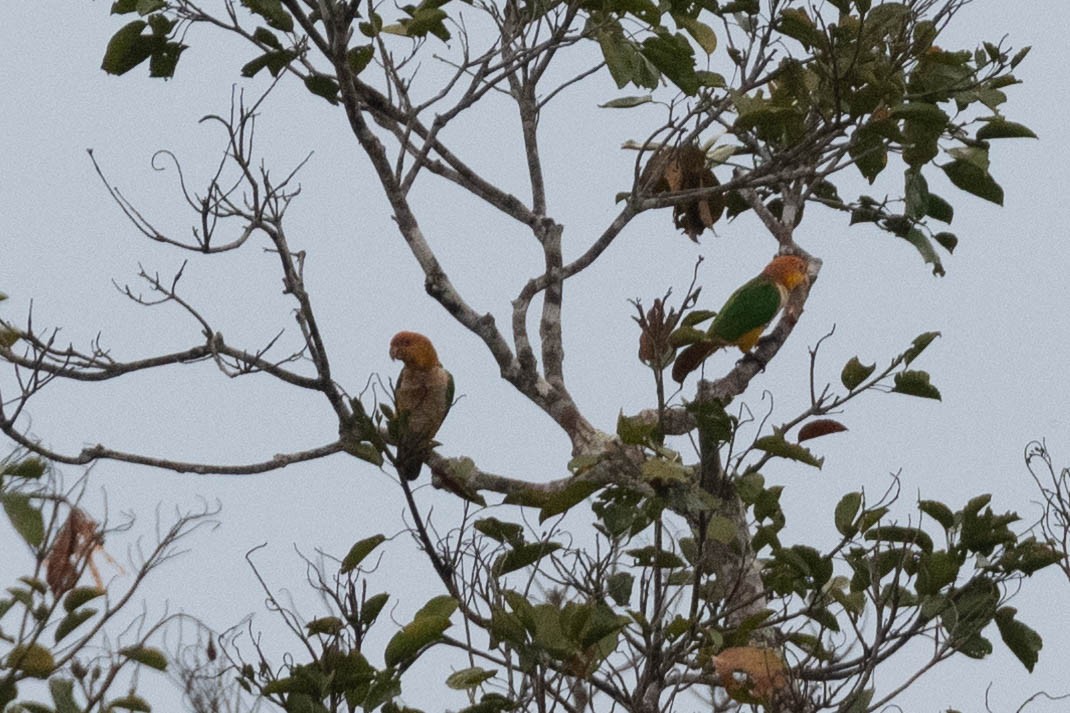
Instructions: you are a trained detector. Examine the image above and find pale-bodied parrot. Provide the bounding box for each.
[389,331,455,480]
[671,255,810,383]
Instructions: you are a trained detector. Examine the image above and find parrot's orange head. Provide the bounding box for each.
[390,331,440,369]
[762,255,809,290]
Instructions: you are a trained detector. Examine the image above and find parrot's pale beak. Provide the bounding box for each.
[389,347,399,360]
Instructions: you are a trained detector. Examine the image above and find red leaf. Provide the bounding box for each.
[797,419,848,443]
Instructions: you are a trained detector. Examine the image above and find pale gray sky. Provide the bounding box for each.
[3,2,1070,711]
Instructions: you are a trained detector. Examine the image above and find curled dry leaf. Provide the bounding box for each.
[797,418,848,443]
[636,298,680,370]
[639,144,724,241]
[712,646,789,704]
[44,507,114,596]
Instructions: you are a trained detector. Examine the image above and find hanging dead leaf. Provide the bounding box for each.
[712,646,789,704]
[638,144,724,241]
[44,508,117,595]
[797,419,848,443]
[636,298,680,370]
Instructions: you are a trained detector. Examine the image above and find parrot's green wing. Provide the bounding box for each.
[708,276,784,344]
[444,370,455,420]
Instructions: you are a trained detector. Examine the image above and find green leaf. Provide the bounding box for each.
[599,95,653,109]
[625,546,686,569]
[445,667,496,690]
[2,493,44,548]
[50,678,79,713]
[360,593,389,626]
[384,616,451,666]
[494,542,562,575]
[903,331,940,365]
[252,27,282,49]
[148,41,185,78]
[891,370,941,400]
[119,645,168,671]
[849,125,888,183]
[900,228,944,276]
[915,550,960,595]
[241,0,294,32]
[101,20,156,75]
[617,411,658,445]
[891,102,948,126]
[304,75,339,104]
[904,169,928,220]
[640,458,692,485]
[598,30,637,89]
[19,576,47,594]
[834,492,862,537]
[398,3,451,41]
[306,616,344,636]
[840,357,875,390]
[606,572,634,606]
[538,479,601,522]
[918,500,955,530]
[706,515,737,544]
[674,14,717,54]
[240,49,297,78]
[345,44,375,76]
[995,607,1042,672]
[473,517,524,546]
[754,434,823,468]
[999,539,1063,576]
[4,458,46,479]
[777,8,822,47]
[55,608,98,643]
[106,694,151,712]
[933,231,958,253]
[940,159,1004,205]
[925,192,954,223]
[341,534,386,573]
[1010,46,1031,68]
[641,32,698,95]
[6,643,55,678]
[348,440,384,466]
[976,120,1036,140]
[415,595,458,621]
[864,525,934,552]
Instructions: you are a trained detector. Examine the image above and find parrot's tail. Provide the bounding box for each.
[395,438,430,481]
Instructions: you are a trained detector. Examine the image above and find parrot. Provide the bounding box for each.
[389,331,455,480]
[671,255,810,384]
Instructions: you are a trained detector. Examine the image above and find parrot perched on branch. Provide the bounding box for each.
[671,255,810,384]
[389,331,454,480]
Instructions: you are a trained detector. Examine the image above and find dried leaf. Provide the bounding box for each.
[639,144,724,240]
[797,419,848,442]
[45,508,109,596]
[712,646,789,703]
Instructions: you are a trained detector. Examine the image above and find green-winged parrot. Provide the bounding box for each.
[672,255,810,383]
[390,331,455,480]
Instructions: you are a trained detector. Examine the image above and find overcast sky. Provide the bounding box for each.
[3,2,1070,711]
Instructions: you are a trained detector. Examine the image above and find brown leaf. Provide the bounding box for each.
[712,646,789,704]
[671,341,718,383]
[639,144,724,241]
[797,419,849,443]
[45,508,108,596]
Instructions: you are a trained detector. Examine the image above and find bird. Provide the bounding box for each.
[389,331,455,480]
[671,255,810,383]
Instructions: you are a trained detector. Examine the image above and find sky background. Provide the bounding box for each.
[3,1,1070,711]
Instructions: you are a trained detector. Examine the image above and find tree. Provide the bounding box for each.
[0,1,1061,711]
